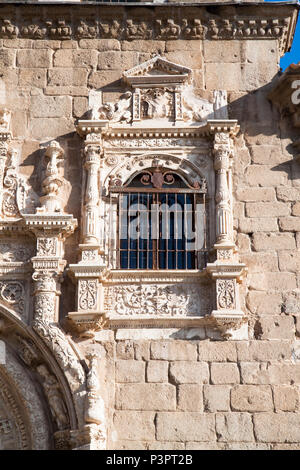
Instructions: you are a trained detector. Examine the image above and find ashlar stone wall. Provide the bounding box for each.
[1,2,300,449]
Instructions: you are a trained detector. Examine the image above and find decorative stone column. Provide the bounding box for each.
[68,121,109,338]
[39,140,64,213]
[0,109,11,217]
[206,121,247,339]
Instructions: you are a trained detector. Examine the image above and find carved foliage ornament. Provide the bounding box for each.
[0,281,25,315]
[79,280,97,311]
[216,279,236,310]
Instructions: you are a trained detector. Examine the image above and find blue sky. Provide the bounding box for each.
[265,0,300,70]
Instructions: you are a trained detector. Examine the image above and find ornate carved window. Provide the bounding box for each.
[109,167,208,270]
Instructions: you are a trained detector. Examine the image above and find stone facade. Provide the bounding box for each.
[0,0,300,450]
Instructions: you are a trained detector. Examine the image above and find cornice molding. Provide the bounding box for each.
[0,3,297,54]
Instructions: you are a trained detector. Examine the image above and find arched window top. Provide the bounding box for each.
[109,167,207,193]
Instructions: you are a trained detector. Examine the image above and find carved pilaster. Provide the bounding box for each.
[213,132,233,246]
[32,270,61,324]
[82,142,101,245]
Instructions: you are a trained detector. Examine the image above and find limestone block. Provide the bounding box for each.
[241,253,278,273]
[17,49,52,68]
[250,145,290,165]
[236,233,251,252]
[34,40,61,49]
[204,40,240,63]
[186,442,226,450]
[245,165,287,187]
[53,49,97,68]
[240,362,271,385]
[245,202,290,218]
[239,218,278,233]
[277,187,300,202]
[252,233,296,251]
[150,341,197,361]
[121,40,165,53]
[115,360,145,383]
[18,69,47,88]
[165,40,201,52]
[279,252,300,273]
[254,413,300,443]
[210,363,240,385]
[279,217,300,232]
[283,291,300,314]
[115,383,176,411]
[246,292,282,315]
[198,341,237,362]
[61,40,78,49]
[236,187,276,202]
[147,442,185,450]
[45,86,89,97]
[79,39,120,50]
[226,443,270,450]
[236,341,292,362]
[146,361,168,383]
[241,40,278,65]
[231,385,273,412]
[3,39,33,49]
[116,341,134,360]
[256,316,295,340]
[205,63,242,91]
[165,51,202,69]
[0,49,15,68]
[31,95,72,118]
[111,440,147,450]
[134,342,150,361]
[29,117,74,140]
[88,70,122,89]
[292,202,300,216]
[48,68,88,87]
[267,364,300,385]
[169,362,209,384]
[177,384,203,412]
[248,273,296,292]
[113,411,155,441]
[203,385,230,412]
[73,97,88,118]
[156,412,215,442]
[216,413,254,442]
[273,385,299,412]
[98,51,138,70]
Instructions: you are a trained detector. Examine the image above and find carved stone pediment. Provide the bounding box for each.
[123,55,192,88]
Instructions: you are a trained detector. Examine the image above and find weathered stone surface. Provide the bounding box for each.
[177,384,203,412]
[48,68,88,87]
[255,316,295,340]
[241,252,278,273]
[54,49,98,68]
[156,412,215,442]
[246,292,282,315]
[115,360,145,383]
[254,413,300,443]
[31,95,72,118]
[239,217,278,233]
[248,273,296,292]
[73,96,88,118]
[240,362,271,385]
[216,413,254,442]
[79,39,120,50]
[279,217,300,232]
[236,187,276,202]
[134,342,150,361]
[252,233,296,251]
[115,383,176,411]
[98,51,138,70]
[210,363,240,385]
[231,385,273,412]
[169,362,209,384]
[245,202,290,218]
[113,411,155,441]
[273,386,299,411]
[29,117,74,140]
[198,341,237,362]
[245,165,287,187]
[116,341,134,360]
[292,202,300,216]
[146,361,168,383]
[18,68,47,88]
[150,341,197,361]
[277,187,300,202]
[17,49,52,68]
[203,385,230,412]
[236,341,292,362]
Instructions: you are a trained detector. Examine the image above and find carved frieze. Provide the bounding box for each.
[105,283,207,318]
[0,8,296,55]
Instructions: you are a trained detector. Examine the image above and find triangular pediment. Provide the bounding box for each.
[123,56,192,87]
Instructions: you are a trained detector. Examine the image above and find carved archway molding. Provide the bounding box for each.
[0,305,90,449]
